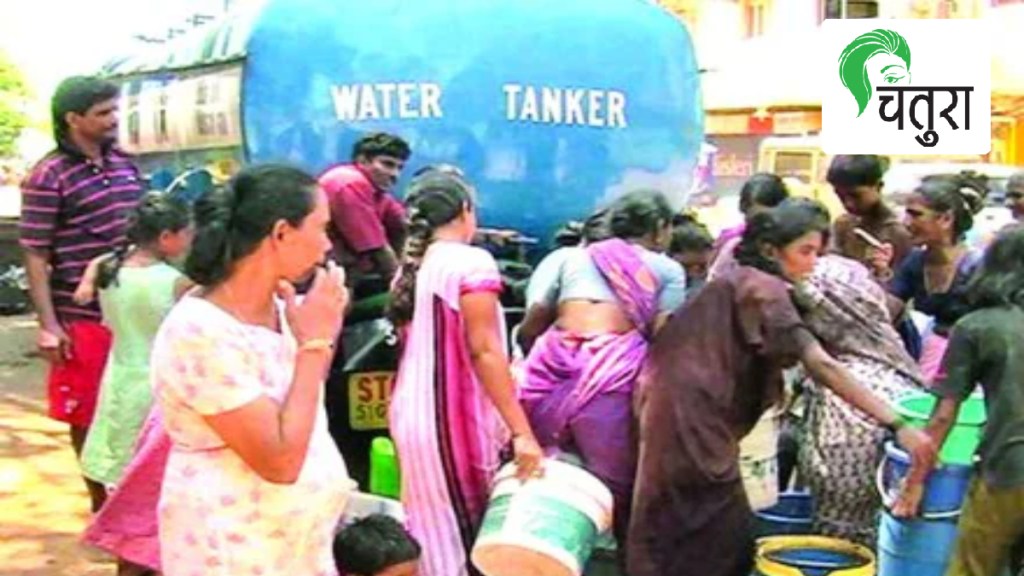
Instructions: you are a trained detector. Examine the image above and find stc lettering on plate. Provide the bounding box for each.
[330,82,629,128]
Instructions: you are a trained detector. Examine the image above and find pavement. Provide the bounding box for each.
[0,314,113,575]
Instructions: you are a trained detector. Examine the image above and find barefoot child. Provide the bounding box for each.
[75,192,192,576]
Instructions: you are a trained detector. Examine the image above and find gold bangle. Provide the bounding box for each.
[298,338,334,353]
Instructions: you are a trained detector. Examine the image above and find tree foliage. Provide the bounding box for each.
[0,50,30,158]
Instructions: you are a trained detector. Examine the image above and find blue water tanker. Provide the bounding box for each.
[101,0,704,243]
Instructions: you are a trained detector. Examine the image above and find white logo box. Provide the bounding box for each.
[821,18,991,156]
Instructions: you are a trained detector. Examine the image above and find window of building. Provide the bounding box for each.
[821,0,879,20]
[905,0,984,18]
[743,0,770,38]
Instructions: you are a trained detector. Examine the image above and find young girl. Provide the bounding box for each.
[76,191,193,489]
[895,224,1024,575]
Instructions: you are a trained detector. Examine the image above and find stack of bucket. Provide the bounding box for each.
[876,392,986,576]
[755,491,815,539]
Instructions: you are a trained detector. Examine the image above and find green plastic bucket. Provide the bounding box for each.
[895,393,986,466]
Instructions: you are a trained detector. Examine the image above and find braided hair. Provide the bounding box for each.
[96,191,190,289]
[387,170,476,327]
[915,170,989,243]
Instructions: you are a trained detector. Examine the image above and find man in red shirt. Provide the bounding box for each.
[320,133,411,296]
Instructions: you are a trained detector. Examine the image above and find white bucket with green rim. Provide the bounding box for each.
[471,458,614,576]
[740,407,781,511]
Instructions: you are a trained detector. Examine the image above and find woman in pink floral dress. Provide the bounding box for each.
[151,165,353,576]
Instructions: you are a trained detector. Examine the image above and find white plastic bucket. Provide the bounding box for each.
[471,458,614,576]
[739,408,780,511]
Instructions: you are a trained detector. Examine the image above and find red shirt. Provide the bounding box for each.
[318,164,405,271]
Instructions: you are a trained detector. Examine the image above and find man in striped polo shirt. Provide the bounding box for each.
[20,76,144,512]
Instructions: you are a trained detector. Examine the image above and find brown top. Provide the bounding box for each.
[832,210,914,271]
[635,266,815,486]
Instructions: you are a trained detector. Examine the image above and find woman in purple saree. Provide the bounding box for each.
[518,191,686,546]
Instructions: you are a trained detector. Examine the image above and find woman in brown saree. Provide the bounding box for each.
[627,199,935,576]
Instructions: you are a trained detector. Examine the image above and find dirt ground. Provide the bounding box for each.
[0,314,114,575]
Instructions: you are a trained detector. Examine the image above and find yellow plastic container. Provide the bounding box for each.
[754,535,875,576]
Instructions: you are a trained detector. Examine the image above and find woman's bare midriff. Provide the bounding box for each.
[556,300,633,334]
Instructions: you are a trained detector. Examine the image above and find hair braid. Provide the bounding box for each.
[386,169,476,327]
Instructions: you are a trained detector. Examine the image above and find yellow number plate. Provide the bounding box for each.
[348,371,395,431]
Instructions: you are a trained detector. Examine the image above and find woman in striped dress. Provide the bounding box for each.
[388,169,542,576]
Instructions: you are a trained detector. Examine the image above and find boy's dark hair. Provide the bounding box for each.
[51,76,120,143]
[352,132,412,162]
[334,515,421,576]
[825,155,889,188]
[669,214,713,254]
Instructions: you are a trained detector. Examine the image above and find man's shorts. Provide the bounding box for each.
[47,321,112,428]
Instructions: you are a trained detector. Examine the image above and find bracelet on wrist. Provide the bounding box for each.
[298,338,334,354]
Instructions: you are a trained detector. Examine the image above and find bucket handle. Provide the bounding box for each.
[875,458,961,521]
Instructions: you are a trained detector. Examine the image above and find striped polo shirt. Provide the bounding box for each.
[19,142,144,324]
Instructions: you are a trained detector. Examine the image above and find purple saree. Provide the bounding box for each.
[520,238,658,542]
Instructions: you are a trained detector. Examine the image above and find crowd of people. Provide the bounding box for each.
[17,74,1024,576]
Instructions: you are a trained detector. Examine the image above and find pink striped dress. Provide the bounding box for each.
[389,241,509,576]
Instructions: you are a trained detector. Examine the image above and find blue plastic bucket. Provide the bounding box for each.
[879,441,972,518]
[755,491,814,538]
[877,511,958,576]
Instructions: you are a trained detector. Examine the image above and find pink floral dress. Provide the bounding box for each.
[152,297,353,576]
